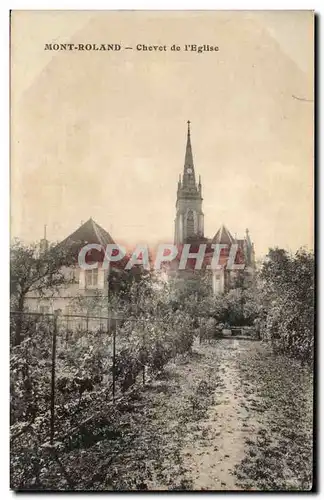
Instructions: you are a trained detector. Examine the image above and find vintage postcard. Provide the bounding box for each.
[10,10,314,491]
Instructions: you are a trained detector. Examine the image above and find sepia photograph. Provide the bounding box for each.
[10,10,314,491]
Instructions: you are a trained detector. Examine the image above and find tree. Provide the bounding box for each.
[10,239,76,345]
[260,247,314,363]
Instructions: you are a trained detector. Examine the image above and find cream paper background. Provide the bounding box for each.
[10,10,314,256]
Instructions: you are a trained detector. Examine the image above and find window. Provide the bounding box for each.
[85,268,98,287]
[186,210,195,237]
[40,305,50,314]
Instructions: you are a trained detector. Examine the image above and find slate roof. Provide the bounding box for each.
[60,218,115,247]
[211,224,235,245]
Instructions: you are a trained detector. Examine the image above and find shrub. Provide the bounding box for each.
[260,248,314,364]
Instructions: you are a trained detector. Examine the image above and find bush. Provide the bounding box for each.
[260,248,314,364]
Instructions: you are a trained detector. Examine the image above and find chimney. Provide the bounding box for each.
[40,224,49,254]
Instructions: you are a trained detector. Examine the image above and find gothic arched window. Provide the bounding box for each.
[186,210,195,238]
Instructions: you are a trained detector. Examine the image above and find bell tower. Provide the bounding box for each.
[174,121,204,244]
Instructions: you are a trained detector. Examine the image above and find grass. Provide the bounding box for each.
[234,343,313,491]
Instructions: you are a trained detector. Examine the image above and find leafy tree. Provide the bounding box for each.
[10,239,76,345]
[260,247,314,363]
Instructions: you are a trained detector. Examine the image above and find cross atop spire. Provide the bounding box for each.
[184,120,194,174]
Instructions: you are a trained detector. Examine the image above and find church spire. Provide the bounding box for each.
[183,120,196,186]
[184,120,194,168]
[174,121,204,244]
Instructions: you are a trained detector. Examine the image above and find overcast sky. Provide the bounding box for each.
[11,10,314,257]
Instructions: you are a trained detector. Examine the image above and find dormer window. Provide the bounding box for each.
[85,268,98,287]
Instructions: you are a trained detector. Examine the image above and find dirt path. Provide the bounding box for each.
[181,339,259,490]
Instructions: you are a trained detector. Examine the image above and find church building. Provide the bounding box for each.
[173,121,255,294]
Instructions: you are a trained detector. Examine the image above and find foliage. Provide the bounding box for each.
[259,248,314,363]
[114,273,196,381]
[69,289,109,318]
[10,252,314,490]
[10,238,76,345]
[11,324,52,425]
[181,275,258,331]
[10,270,199,490]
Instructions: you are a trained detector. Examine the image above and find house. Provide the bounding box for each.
[25,218,116,328]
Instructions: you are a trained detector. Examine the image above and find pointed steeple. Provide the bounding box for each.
[184,121,194,167]
[183,120,196,186]
[175,122,204,244]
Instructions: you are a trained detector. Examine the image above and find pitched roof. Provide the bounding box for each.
[184,121,194,171]
[211,225,235,245]
[182,121,197,188]
[61,218,115,247]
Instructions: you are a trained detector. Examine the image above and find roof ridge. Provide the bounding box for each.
[91,219,105,245]
[59,217,115,247]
